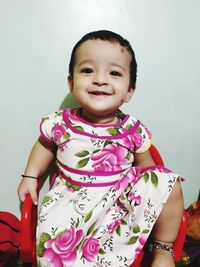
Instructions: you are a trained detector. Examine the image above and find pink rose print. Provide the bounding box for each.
[138,235,147,246]
[113,176,129,191]
[63,108,80,123]
[128,167,141,185]
[82,237,100,262]
[128,192,135,201]
[43,227,84,267]
[119,128,135,151]
[119,128,145,151]
[132,131,143,148]
[91,144,128,171]
[155,166,171,174]
[144,126,151,139]
[71,108,81,122]
[108,220,121,234]
[52,125,67,142]
[128,191,142,205]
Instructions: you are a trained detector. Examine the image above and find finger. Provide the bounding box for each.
[18,190,27,203]
[30,189,38,205]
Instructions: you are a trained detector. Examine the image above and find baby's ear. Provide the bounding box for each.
[68,76,73,92]
[125,87,135,103]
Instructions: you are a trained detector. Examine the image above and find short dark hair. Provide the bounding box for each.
[68,30,137,88]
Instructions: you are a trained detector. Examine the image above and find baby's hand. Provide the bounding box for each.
[18,177,38,205]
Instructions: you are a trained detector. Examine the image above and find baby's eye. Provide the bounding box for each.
[81,68,93,74]
[110,70,122,77]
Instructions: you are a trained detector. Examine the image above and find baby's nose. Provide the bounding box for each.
[93,72,108,85]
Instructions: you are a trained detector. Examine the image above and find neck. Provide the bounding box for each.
[80,109,119,124]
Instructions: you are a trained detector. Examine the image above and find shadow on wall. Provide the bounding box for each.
[60,93,80,109]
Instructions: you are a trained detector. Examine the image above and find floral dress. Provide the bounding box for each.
[37,108,181,267]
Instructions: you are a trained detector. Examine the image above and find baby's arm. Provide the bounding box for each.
[134,149,155,168]
[18,141,54,205]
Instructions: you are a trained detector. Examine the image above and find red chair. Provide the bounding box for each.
[20,194,37,265]
[0,211,20,267]
[19,145,188,266]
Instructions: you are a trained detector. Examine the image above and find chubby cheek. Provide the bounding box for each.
[72,75,89,91]
[71,84,88,102]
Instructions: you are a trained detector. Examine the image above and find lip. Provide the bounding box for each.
[88,91,111,96]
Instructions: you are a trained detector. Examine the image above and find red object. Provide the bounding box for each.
[0,211,20,267]
[149,144,164,166]
[20,145,188,266]
[20,194,37,264]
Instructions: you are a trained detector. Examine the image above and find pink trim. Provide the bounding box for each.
[57,160,126,176]
[58,169,117,187]
[141,165,172,173]
[141,165,186,182]
[50,173,58,189]
[62,109,141,140]
[39,120,53,143]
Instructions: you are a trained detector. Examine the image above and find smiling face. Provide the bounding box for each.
[68,39,135,123]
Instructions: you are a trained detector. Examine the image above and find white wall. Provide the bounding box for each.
[0,0,199,218]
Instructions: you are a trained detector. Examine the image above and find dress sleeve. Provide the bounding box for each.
[134,123,152,153]
[38,136,57,154]
[39,113,56,143]
[38,112,58,154]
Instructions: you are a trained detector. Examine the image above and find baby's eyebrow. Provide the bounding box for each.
[77,60,93,67]
[110,63,126,72]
